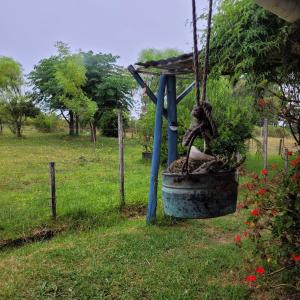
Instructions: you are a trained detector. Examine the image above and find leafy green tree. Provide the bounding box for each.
[0,56,38,137]
[55,53,97,135]
[30,45,134,139]
[0,92,39,137]
[82,51,134,139]
[210,0,300,145]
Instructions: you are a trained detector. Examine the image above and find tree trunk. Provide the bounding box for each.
[0,121,3,135]
[90,122,97,142]
[16,123,22,138]
[69,111,75,136]
[75,114,79,136]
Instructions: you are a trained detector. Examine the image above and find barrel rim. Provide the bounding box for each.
[162,169,236,178]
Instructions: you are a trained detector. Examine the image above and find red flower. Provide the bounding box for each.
[246,275,257,282]
[253,173,259,180]
[272,210,278,217]
[292,255,300,262]
[243,231,249,237]
[291,156,300,168]
[258,189,267,196]
[288,151,293,156]
[251,208,260,216]
[234,235,241,243]
[255,267,265,274]
[261,169,268,176]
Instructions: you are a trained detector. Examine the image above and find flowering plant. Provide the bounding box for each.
[237,155,300,295]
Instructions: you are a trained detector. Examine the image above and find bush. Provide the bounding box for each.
[33,113,60,133]
[237,155,300,296]
[99,110,128,137]
[136,78,257,166]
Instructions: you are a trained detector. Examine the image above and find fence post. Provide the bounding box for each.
[49,162,56,219]
[263,118,268,170]
[118,111,125,209]
[278,138,283,155]
[284,148,289,173]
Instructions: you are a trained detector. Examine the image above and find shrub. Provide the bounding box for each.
[237,155,300,296]
[99,110,128,137]
[33,113,60,132]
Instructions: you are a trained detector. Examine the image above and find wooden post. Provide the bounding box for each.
[118,111,125,209]
[263,118,268,170]
[284,147,289,173]
[278,138,283,155]
[167,75,178,166]
[49,162,56,219]
[147,75,167,224]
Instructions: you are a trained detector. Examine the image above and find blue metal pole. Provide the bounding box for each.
[146,75,167,224]
[167,75,178,166]
[176,81,195,104]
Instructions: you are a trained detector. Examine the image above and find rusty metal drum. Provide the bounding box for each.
[162,171,238,219]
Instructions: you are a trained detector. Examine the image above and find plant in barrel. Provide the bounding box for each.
[162,0,245,219]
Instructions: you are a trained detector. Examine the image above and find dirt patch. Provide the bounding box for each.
[121,203,147,219]
[0,227,64,251]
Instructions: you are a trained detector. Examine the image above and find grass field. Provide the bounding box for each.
[0,128,289,299]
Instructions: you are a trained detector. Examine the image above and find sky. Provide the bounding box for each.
[0,0,207,75]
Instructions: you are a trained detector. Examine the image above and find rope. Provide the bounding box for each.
[192,0,201,106]
[183,0,216,174]
[201,0,213,103]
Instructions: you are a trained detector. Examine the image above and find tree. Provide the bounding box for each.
[209,0,300,145]
[81,51,134,140]
[0,92,39,137]
[0,56,38,137]
[55,53,97,135]
[30,45,134,139]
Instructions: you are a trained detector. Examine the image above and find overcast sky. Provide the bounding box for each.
[0,0,207,75]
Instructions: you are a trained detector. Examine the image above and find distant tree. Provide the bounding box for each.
[30,45,134,139]
[0,92,39,137]
[55,52,97,135]
[0,56,38,137]
[81,51,134,140]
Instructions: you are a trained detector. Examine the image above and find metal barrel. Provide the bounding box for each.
[162,171,238,219]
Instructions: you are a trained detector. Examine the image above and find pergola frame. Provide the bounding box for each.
[128,60,195,224]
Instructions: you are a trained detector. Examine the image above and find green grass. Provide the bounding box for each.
[0,128,287,299]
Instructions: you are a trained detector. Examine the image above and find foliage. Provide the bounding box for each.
[137,77,256,165]
[237,157,300,296]
[99,110,129,137]
[0,56,23,91]
[0,92,39,137]
[207,78,257,159]
[29,45,134,138]
[0,56,39,137]
[55,53,97,121]
[32,113,61,133]
[210,0,300,146]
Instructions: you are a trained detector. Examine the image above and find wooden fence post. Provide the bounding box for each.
[118,111,125,209]
[49,162,56,219]
[284,148,289,173]
[278,138,283,155]
[263,118,268,170]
